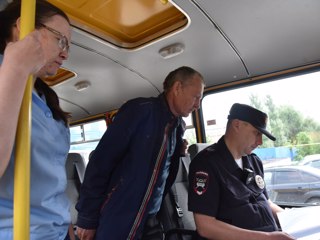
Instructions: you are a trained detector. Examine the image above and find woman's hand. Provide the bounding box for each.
[2,30,46,76]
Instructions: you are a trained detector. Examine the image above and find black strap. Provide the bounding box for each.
[181,155,191,175]
[169,185,184,227]
[169,155,192,228]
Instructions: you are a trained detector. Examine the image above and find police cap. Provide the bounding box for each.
[227,103,276,141]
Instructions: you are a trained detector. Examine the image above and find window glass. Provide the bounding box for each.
[202,70,320,206]
[183,115,193,126]
[70,119,107,152]
[274,171,302,184]
[264,172,272,186]
[83,120,107,141]
[70,125,82,143]
[301,172,319,182]
[310,161,320,168]
[285,171,301,184]
[183,115,197,144]
[202,71,320,163]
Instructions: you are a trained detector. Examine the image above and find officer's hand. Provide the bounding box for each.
[76,227,96,240]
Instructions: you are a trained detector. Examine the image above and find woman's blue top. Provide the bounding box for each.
[0,88,71,240]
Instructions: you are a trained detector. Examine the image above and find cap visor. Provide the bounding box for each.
[256,127,276,141]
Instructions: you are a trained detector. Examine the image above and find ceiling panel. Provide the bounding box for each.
[48,0,188,48]
[195,0,320,76]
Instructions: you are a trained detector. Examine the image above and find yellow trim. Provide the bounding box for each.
[70,113,106,126]
[70,109,118,126]
[193,110,203,143]
[43,68,76,86]
[48,0,187,49]
[14,0,35,239]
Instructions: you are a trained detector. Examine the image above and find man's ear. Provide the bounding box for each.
[232,119,241,131]
[15,18,21,32]
[172,81,182,96]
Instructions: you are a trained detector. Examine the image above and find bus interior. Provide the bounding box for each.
[1,0,320,239]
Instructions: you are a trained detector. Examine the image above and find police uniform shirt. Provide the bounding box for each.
[188,137,278,232]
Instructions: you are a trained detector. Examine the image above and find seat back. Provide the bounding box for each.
[188,143,210,160]
[67,152,86,183]
[160,154,195,240]
[65,152,86,224]
[160,143,211,240]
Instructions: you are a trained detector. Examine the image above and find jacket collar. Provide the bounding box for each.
[158,93,181,127]
[217,136,240,173]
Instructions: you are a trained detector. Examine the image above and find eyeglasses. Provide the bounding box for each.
[40,23,69,52]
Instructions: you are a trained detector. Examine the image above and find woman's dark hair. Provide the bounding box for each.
[35,78,71,125]
[0,0,70,53]
[0,0,71,125]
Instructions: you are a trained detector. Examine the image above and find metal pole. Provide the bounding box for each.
[13,0,35,239]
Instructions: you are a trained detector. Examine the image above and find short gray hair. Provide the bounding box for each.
[163,66,204,93]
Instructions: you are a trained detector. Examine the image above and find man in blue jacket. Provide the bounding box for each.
[76,66,205,240]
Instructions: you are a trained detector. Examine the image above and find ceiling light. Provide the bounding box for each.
[159,43,184,59]
[74,81,90,91]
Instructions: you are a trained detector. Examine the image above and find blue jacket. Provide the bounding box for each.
[76,94,185,239]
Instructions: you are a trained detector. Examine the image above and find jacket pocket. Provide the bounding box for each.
[100,177,124,214]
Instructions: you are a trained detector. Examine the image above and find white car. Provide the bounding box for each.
[299,154,320,169]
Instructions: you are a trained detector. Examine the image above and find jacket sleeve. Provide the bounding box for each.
[76,99,148,229]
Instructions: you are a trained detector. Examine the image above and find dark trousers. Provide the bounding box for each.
[141,215,165,240]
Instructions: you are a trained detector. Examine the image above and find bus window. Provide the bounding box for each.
[183,115,197,145]
[70,119,107,164]
[202,71,320,207]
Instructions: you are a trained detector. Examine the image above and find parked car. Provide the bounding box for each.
[264,166,320,206]
[299,154,320,169]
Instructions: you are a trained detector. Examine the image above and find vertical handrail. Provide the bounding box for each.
[13,0,36,239]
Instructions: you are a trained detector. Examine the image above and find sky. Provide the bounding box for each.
[201,70,320,129]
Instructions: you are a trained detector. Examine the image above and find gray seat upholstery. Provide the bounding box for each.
[161,144,212,239]
[66,152,86,183]
[65,152,86,224]
[188,143,210,160]
[160,154,196,240]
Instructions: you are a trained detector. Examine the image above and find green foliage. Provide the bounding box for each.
[295,132,312,161]
[250,94,320,158]
[184,129,197,145]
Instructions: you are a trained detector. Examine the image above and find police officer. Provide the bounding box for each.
[188,103,296,240]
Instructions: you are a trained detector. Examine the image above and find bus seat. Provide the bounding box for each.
[160,154,196,240]
[65,153,86,224]
[67,152,86,183]
[160,144,211,239]
[188,143,210,160]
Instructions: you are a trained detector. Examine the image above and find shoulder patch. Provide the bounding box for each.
[193,171,209,195]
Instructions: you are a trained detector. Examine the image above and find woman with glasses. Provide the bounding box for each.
[0,1,73,239]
